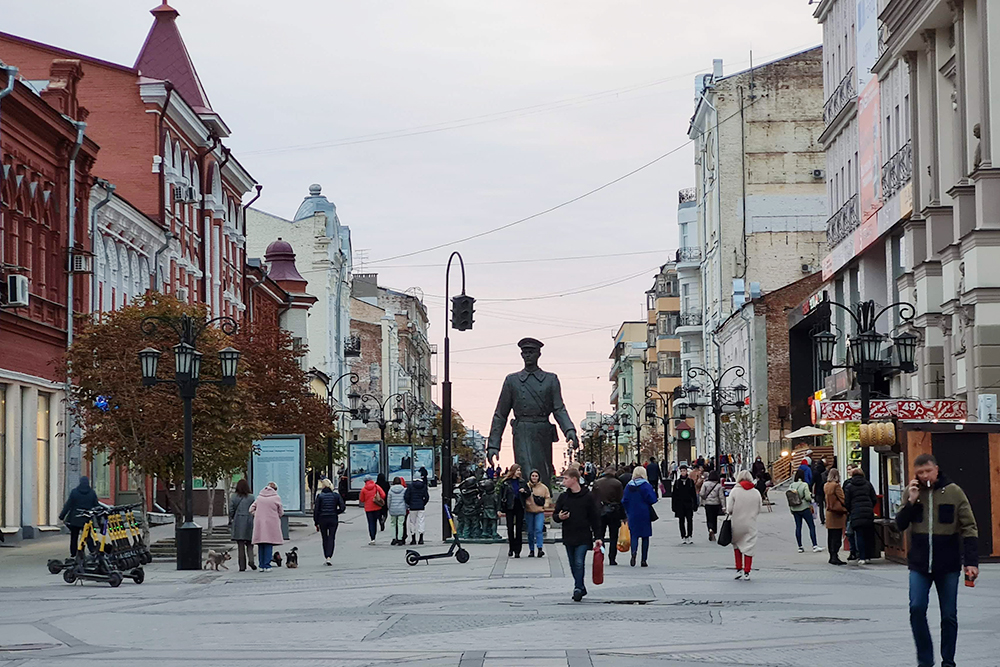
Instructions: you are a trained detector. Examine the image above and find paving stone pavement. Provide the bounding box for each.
[1,490,998,666]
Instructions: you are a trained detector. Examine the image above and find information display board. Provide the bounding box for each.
[387,444,413,482]
[250,435,305,513]
[349,442,381,491]
[413,448,435,481]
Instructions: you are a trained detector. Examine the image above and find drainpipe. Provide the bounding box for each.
[89,179,114,312]
[240,185,262,321]
[153,231,175,291]
[157,83,174,230]
[0,65,17,266]
[65,119,86,492]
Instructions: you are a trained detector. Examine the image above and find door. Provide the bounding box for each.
[932,433,993,558]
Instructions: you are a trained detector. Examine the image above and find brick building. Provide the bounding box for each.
[0,63,99,539]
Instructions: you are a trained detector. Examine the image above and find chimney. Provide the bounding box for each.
[713,59,723,79]
[40,59,85,120]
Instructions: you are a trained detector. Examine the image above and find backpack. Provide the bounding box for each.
[785,486,802,507]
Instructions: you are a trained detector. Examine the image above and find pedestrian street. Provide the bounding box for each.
[1,488,998,667]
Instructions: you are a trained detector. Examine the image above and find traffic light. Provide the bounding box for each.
[676,426,694,463]
[451,294,475,331]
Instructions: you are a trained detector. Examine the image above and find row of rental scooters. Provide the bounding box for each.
[47,503,151,587]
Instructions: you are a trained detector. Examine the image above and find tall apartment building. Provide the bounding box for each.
[684,49,828,457]
[643,263,682,451]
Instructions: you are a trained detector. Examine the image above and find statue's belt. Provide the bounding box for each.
[513,416,551,423]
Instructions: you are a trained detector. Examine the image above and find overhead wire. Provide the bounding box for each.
[369,248,674,269]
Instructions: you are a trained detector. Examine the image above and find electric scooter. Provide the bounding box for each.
[405,505,470,566]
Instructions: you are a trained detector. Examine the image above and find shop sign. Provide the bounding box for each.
[813,399,968,423]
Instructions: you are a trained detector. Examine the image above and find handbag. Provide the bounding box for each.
[532,494,546,507]
[649,505,659,522]
[617,521,631,553]
[373,492,386,508]
[717,516,733,547]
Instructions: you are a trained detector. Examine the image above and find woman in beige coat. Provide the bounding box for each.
[824,468,847,565]
[726,470,762,581]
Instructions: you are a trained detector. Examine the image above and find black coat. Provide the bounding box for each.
[671,476,697,516]
[313,488,346,524]
[404,479,430,510]
[553,486,601,547]
[59,478,100,528]
[844,475,877,527]
[646,463,660,485]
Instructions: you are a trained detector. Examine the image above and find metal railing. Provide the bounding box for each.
[679,312,703,327]
[826,194,860,248]
[881,140,912,200]
[344,335,361,358]
[824,67,856,126]
[676,247,702,263]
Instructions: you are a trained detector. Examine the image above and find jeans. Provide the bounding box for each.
[602,517,620,563]
[318,520,338,559]
[855,526,867,559]
[678,512,693,539]
[814,490,826,524]
[631,535,649,562]
[506,505,524,556]
[827,528,842,562]
[909,569,960,667]
[257,543,273,569]
[236,539,255,570]
[792,509,817,547]
[366,510,380,541]
[705,504,722,534]
[526,512,545,552]
[564,543,589,594]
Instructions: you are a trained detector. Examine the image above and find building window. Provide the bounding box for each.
[36,392,50,526]
[682,341,691,354]
[92,450,111,499]
[657,312,679,336]
[658,352,681,377]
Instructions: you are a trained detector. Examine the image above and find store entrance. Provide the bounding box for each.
[933,432,993,558]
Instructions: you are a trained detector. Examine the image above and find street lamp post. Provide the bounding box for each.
[812,294,917,423]
[138,313,240,571]
[326,372,360,480]
[601,415,623,468]
[684,365,747,467]
[645,388,675,464]
[359,393,405,471]
[618,400,654,466]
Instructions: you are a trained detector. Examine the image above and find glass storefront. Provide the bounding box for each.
[36,392,50,525]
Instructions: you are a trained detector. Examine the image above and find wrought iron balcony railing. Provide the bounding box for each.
[826,194,860,248]
[881,140,912,200]
[675,247,702,263]
[344,334,361,358]
[824,67,856,126]
[679,312,703,327]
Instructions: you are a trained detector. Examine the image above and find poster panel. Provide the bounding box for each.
[413,448,435,481]
[250,435,305,513]
[349,442,381,491]
[387,444,414,482]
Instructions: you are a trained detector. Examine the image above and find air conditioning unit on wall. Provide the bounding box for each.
[175,286,189,302]
[6,274,29,308]
[184,186,198,203]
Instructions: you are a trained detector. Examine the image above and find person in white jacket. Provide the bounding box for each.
[726,469,762,580]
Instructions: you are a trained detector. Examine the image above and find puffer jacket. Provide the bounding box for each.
[843,474,877,528]
[359,479,385,512]
[404,479,429,510]
[700,480,725,507]
[387,484,407,516]
[59,477,100,528]
[896,473,978,573]
[313,488,346,524]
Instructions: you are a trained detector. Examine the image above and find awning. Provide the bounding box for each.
[784,426,830,439]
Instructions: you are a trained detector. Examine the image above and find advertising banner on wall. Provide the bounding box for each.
[413,448,435,481]
[387,445,414,482]
[250,435,305,513]
[349,442,381,491]
[856,0,882,224]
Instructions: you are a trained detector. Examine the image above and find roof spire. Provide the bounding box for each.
[150,1,178,18]
[135,1,213,113]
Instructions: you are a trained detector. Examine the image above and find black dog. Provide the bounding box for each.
[285,546,298,569]
[272,551,282,568]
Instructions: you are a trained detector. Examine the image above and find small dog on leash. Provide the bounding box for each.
[285,546,298,568]
[271,551,283,568]
[204,549,232,570]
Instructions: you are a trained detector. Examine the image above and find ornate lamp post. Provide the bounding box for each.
[325,372,360,480]
[138,313,240,571]
[645,388,676,464]
[684,365,747,466]
[812,294,917,423]
[617,400,654,465]
[601,415,623,468]
[360,392,405,446]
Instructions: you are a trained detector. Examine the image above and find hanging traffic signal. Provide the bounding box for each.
[451,294,475,331]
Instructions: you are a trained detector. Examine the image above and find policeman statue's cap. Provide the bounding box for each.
[517,337,544,350]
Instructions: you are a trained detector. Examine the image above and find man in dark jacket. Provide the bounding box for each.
[553,467,602,602]
[896,454,978,667]
[811,456,828,524]
[59,476,100,556]
[592,466,624,565]
[314,481,346,564]
[671,465,698,544]
[404,478,431,545]
[645,457,661,497]
[843,467,877,563]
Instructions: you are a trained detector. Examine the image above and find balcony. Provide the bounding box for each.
[679,312,702,326]
[675,247,702,264]
[824,67,856,126]
[826,194,860,249]
[678,188,696,204]
[344,334,361,358]
[881,140,912,200]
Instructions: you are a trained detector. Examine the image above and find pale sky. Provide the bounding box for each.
[4,1,821,466]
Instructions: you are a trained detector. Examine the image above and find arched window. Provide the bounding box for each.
[191,163,200,197]
[172,142,182,180]
[104,237,117,311]
[130,252,141,299]
[138,256,150,293]
[94,232,106,310]
[181,153,190,185]
[118,244,130,307]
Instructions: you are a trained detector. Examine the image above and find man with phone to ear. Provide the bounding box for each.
[553,467,602,602]
[896,453,979,667]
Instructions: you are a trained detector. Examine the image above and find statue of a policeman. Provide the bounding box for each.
[487,338,578,485]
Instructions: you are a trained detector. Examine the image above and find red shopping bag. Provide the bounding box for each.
[592,543,605,585]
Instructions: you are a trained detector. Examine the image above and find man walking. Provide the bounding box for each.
[553,467,602,602]
[592,466,624,566]
[645,457,661,498]
[671,465,698,544]
[896,454,978,667]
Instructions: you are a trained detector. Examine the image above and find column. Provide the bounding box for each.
[3,384,22,532]
[19,386,37,538]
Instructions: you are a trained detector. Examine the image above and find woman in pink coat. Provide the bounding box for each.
[250,483,284,572]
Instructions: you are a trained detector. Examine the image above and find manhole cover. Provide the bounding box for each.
[788,616,863,623]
